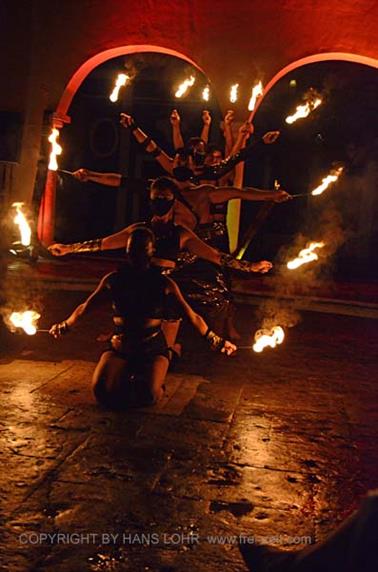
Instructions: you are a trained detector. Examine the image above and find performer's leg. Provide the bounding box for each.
[92,351,133,409]
[137,355,169,405]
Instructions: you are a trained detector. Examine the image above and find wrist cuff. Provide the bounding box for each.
[70,238,102,253]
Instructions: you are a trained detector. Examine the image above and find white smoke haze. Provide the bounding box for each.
[256,202,347,332]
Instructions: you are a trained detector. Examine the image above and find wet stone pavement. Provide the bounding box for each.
[0,291,377,571]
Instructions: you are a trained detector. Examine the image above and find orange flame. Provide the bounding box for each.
[12,202,31,246]
[230,83,239,103]
[253,326,285,353]
[285,93,322,125]
[202,86,210,101]
[248,81,263,112]
[9,310,40,335]
[311,167,343,196]
[48,128,62,171]
[109,73,129,102]
[287,241,325,270]
[175,75,195,98]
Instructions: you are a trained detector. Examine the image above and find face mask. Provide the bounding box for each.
[150,197,175,216]
[193,150,206,166]
[172,166,194,182]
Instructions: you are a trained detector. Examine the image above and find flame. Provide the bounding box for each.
[48,128,62,171]
[202,86,210,101]
[230,83,239,103]
[287,241,325,270]
[311,167,343,196]
[175,75,195,98]
[253,326,285,353]
[248,81,263,112]
[12,202,31,246]
[9,310,40,335]
[109,73,129,103]
[285,94,322,125]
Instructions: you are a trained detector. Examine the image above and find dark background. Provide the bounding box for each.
[37,55,378,280]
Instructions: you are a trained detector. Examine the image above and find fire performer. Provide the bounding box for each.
[119,112,279,184]
[49,226,236,409]
[48,176,273,347]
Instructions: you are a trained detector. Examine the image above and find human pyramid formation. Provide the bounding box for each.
[46,107,377,571]
[49,108,291,408]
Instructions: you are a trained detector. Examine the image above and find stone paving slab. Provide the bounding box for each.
[0,295,377,571]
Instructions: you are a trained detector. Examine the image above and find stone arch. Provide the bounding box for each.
[38,45,204,244]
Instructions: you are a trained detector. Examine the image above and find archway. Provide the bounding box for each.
[38,45,205,245]
[227,52,378,254]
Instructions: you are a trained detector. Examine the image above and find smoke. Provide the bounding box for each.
[255,201,346,333]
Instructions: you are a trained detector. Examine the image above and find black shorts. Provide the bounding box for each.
[109,330,170,362]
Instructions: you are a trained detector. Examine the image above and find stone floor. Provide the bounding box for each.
[0,291,377,571]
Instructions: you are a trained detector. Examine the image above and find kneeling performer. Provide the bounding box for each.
[49,227,236,409]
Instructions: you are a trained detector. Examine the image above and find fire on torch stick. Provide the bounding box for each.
[247,81,264,120]
[175,76,195,98]
[109,73,130,103]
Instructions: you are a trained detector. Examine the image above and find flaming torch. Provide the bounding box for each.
[175,75,195,98]
[311,166,343,196]
[202,85,210,102]
[48,128,62,171]
[285,90,322,125]
[252,326,285,353]
[109,73,129,103]
[8,310,41,335]
[229,83,239,103]
[248,81,263,114]
[287,241,325,270]
[12,202,31,247]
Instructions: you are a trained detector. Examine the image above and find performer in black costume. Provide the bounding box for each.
[49,226,236,409]
[48,177,273,346]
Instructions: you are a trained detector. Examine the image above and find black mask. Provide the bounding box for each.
[172,166,194,182]
[150,197,174,216]
[193,150,206,166]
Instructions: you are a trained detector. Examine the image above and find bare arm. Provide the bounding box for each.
[222,110,234,156]
[72,169,122,187]
[49,274,111,336]
[209,186,292,204]
[180,227,272,273]
[165,277,236,355]
[120,113,173,174]
[200,110,211,144]
[170,109,185,150]
[48,223,138,256]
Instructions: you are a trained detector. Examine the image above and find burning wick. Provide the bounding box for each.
[252,326,285,353]
[202,86,210,101]
[9,310,41,335]
[12,202,31,247]
[248,81,263,112]
[109,73,129,103]
[311,167,343,196]
[287,241,325,270]
[48,128,62,171]
[285,92,322,124]
[175,76,195,98]
[229,84,239,103]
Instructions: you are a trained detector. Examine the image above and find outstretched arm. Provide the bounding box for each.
[180,227,272,273]
[209,186,292,204]
[72,169,122,187]
[120,113,173,174]
[48,223,139,256]
[49,274,111,336]
[166,277,236,355]
[200,110,211,144]
[170,109,185,150]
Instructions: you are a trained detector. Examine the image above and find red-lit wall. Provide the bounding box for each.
[2,0,378,206]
